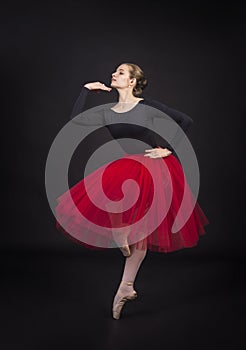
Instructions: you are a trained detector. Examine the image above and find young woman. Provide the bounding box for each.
[55,62,209,319]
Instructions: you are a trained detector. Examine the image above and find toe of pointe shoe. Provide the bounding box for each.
[112,292,138,319]
[112,297,128,320]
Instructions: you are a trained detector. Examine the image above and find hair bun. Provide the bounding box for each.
[123,62,148,97]
[139,78,148,89]
[134,78,148,96]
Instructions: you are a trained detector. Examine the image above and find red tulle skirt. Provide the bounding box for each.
[55,153,209,253]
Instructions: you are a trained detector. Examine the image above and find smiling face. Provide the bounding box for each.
[110,64,136,90]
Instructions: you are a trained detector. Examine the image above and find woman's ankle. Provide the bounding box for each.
[121,280,134,285]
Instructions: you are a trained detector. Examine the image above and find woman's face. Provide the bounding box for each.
[110,64,135,89]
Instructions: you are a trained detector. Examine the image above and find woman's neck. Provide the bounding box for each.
[111,89,143,112]
[117,89,140,103]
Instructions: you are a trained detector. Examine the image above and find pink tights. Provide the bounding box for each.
[121,243,147,282]
[114,243,147,302]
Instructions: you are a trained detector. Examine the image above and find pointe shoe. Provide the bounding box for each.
[112,281,138,320]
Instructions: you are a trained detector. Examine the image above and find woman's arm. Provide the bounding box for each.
[144,98,193,152]
[70,86,90,119]
[145,98,193,132]
[70,82,112,119]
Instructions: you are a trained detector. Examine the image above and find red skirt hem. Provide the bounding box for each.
[55,153,209,253]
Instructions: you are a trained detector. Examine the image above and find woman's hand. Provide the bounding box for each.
[144,147,172,158]
[84,82,112,92]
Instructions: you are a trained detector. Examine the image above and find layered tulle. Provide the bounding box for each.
[55,153,209,253]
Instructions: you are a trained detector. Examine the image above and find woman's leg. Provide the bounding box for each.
[113,243,147,312]
[106,203,131,256]
[121,243,147,283]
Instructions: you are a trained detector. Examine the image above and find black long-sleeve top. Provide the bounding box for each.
[69,86,193,155]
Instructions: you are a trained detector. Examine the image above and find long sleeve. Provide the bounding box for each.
[69,86,105,126]
[143,98,193,152]
[70,86,90,119]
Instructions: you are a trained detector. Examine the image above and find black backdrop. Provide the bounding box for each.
[1,1,245,349]
[2,0,244,257]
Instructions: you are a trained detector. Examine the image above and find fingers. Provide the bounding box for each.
[144,154,168,158]
[144,148,159,156]
[144,148,172,158]
[144,151,158,158]
[99,82,112,91]
[85,81,112,92]
[144,149,157,157]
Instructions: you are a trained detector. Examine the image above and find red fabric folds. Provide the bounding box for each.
[55,153,209,253]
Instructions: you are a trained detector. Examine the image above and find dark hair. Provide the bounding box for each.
[123,62,148,97]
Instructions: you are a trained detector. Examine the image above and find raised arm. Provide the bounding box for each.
[70,86,90,119]
[69,82,112,126]
[70,82,112,119]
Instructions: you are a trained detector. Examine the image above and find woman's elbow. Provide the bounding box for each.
[188,116,193,126]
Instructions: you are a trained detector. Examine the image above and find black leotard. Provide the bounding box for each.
[69,86,193,154]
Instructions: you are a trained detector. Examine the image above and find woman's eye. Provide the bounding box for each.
[119,72,123,75]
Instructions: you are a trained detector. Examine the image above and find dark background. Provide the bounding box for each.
[1,1,245,349]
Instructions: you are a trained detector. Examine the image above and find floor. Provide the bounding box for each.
[1,248,245,350]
